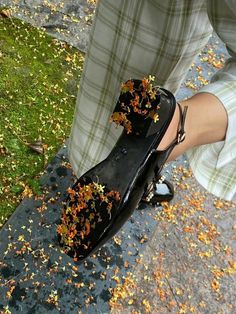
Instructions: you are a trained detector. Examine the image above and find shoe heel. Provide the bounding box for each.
[111,78,176,138]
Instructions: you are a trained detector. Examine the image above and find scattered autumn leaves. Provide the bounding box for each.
[57,180,120,260]
[111,76,160,135]
[109,166,236,313]
[184,44,225,91]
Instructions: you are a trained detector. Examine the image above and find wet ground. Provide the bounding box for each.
[0,145,165,313]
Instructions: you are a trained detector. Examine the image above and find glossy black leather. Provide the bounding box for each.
[58,83,177,261]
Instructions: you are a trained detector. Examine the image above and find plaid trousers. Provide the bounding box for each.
[68,0,236,201]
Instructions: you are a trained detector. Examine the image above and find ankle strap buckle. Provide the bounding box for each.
[176,104,188,145]
[177,131,186,143]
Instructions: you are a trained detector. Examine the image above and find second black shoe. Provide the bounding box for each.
[141,178,174,205]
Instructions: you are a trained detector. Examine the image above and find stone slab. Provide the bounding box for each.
[111,157,236,314]
[0,0,95,52]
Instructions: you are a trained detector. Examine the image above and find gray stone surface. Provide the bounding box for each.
[111,157,236,314]
[0,0,95,52]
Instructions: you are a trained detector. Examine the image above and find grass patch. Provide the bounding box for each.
[0,13,84,227]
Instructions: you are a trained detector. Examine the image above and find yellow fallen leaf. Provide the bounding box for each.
[228,260,236,270]
[0,8,12,18]
[211,279,220,292]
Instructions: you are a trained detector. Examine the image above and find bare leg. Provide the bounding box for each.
[157,93,228,161]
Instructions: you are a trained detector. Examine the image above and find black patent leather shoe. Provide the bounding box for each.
[57,78,187,261]
[141,178,174,205]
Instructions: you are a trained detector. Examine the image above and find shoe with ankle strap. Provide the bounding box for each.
[57,77,187,261]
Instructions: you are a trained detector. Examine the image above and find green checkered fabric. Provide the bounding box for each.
[68,0,236,201]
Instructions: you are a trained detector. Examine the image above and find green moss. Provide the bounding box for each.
[0,15,84,227]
